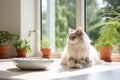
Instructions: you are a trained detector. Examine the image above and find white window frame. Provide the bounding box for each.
[76,0,85,29]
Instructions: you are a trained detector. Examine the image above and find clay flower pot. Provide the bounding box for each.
[0,45,10,58]
[99,46,113,62]
[41,48,51,58]
[16,48,27,58]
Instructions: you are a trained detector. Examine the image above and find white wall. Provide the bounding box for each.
[0,0,40,57]
[0,0,20,56]
[0,0,20,34]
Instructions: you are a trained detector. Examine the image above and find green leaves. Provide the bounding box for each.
[0,30,15,46]
[41,36,51,49]
[95,19,120,47]
[91,8,120,48]
[13,36,31,53]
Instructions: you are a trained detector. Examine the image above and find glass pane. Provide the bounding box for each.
[86,0,103,43]
[41,0,48,38]
[41,0,76,52]
[55,0,76,52]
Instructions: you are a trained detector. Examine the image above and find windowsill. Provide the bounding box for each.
[0,59,11,62]
[112,54,120,62]
[1,59,120,80]
[51,52,61,58]
[2,52,119,62]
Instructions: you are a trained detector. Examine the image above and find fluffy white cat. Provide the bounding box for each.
[60,26,100,69]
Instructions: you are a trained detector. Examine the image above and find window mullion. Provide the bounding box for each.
[76,0,85,30]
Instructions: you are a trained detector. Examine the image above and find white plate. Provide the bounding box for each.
[12,57,54,69]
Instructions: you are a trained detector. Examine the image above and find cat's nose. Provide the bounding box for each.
[76,31,83,36]
[79,32,83,36]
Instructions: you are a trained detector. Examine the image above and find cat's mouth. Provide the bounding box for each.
[69,36,76,40]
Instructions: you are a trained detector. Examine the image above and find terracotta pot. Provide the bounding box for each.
[99,46,113,62]
[41,48,51,58]
[0,45,10,58]
[16,48,27,58]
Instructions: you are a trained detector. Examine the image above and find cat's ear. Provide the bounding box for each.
[69,27,74,33]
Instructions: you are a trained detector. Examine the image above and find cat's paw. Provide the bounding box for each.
[60,59,67,65]
[60,56,67,65]
[78,60,87,66]
[67,60,76,68]
[75,63,83,69]
[86,62,93,67]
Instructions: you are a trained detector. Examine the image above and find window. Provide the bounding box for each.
[41,0,120,54]
[41,0,78,52]
[86,0,103,44]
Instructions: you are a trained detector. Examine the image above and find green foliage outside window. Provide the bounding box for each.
[55,0,76,52]
[86,0,120,52]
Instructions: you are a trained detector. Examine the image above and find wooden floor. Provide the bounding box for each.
[55,68,120,80]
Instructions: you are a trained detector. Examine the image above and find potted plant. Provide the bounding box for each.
[0,30,15,58]
[41,37,51,58]
[13,36,31,57]
[28,29,51,58]
[93,13,120,62]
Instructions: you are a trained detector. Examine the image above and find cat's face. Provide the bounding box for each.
[69,27,83,41]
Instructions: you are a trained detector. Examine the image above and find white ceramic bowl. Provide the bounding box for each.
[12,57,54,69]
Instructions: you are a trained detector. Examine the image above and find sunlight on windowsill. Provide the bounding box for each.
[8,59,120,80]
[0,57,120,79]
[51,52,62,58]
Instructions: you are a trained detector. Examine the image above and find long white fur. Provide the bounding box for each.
[60,27,100,68]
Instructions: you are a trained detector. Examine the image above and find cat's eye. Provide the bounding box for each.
[76,30,80,33]
[75,31,80,34]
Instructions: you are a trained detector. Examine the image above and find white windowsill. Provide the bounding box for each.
[0,59,120,80]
